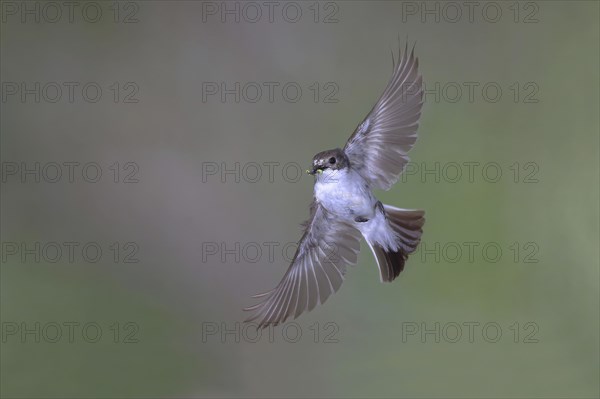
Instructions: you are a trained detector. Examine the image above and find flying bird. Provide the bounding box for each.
[245,42,425,328]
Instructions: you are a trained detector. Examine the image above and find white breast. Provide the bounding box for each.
[314,168,375,220]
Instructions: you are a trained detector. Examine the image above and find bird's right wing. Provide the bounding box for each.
[244,201,362,328]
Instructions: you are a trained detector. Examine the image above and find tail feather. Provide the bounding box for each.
[369,242,408,282]
[370,205,425,282]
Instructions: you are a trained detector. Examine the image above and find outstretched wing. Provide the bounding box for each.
[344,42,424,190]
[244,202,362,328]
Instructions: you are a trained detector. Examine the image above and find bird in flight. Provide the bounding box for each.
[245,42,425,328]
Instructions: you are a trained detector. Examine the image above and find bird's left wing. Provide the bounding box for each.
[344,42,424,191]
[244,201,362,328]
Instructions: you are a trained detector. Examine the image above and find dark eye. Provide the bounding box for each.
[329,157,336,164]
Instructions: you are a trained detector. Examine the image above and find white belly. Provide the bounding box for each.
[314,168,376,220]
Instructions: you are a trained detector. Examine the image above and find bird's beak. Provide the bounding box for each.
[306,167,323,175]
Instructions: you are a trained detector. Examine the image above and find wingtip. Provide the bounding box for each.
[251,290,273,298]
[389,35,420,72]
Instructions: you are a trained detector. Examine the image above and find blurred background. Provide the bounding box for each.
[1,1,598,398]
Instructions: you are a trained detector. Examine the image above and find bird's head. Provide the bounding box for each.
[306,148,349,175]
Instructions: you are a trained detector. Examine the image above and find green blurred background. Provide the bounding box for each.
[1,1,598,398]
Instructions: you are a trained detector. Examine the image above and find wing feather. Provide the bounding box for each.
[344,42,424,190]
[244,202,362,328]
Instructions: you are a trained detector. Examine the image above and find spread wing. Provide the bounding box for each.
[344,42,424,190]
[244,201,362,328]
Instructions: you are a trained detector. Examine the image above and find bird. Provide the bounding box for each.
[244,41,425,328]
